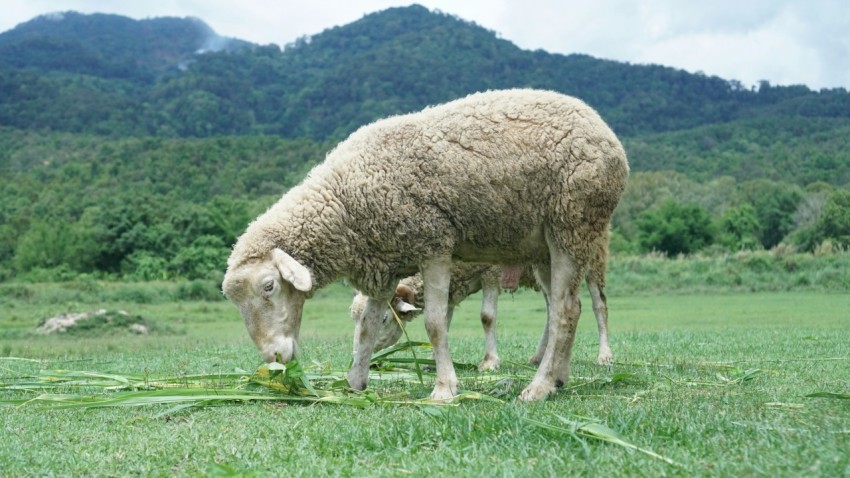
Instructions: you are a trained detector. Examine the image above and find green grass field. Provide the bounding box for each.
[1,281,849,477]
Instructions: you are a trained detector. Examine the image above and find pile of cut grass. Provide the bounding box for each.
[1,342,683,467]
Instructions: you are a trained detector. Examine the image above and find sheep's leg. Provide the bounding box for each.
[347,296,389,390]
[478,278,500,372]
[424,305,453,372]
[529,264,551,365]
[520,246,583,402]
[588,279,613,365]
[422,256,458,400]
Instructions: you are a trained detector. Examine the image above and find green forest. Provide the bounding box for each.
[1,5,849,282]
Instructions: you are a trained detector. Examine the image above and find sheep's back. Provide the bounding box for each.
[321,89,628,282]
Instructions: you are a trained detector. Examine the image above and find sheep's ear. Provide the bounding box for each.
[395,284,416,305]
[394,300,420,313]
[272,249,312,292]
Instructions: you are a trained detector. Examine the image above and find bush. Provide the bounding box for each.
[636,200,715,256]
[122,252,170,281]
[174,280,225,301]
[716,204,762,251]
[813,190,850,248]
[169,235,229,280]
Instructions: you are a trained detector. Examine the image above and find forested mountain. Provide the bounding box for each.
[0,11,249,79]
[2,5,849,142]
[1,5,848,280]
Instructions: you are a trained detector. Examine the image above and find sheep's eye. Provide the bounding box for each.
[262,281,275,293]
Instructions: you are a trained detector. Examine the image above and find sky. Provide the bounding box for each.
[2,1,848,91]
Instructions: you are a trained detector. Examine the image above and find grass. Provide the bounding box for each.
[1,279,849,476]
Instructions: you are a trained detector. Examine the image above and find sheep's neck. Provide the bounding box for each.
[264,181,348,290]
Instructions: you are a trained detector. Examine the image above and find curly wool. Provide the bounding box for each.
[227,89,628,297]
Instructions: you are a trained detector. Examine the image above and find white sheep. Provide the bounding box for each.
[351,241,614,372]
[349,263,505,370]
[222,88,629,402]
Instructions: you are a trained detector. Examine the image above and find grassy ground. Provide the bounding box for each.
[1,282,849,477]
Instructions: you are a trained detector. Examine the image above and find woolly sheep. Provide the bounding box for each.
[349,263,505,370]
[222,88,629,402]
[351,244,614,372]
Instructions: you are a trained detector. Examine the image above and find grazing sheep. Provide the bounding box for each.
[222,88,628,402]
[352,239,614,372]
[349,263,504,370]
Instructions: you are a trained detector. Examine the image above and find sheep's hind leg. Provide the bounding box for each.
[528,264,551,365]
[422,256,458,400]
[348,296,389,390]
[478,278,500,372]
[588,279,613,366]
[520,247,583,402]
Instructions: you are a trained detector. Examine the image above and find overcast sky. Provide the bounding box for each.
[2,1,848,90]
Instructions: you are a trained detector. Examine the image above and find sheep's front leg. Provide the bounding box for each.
[348,296,389,390]
[588,280,613,365]
[422,256,458,400]
[478,279,501,372]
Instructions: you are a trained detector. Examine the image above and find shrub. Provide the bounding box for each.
[169,235,229,280]
[636,200,715,256]
[717,204,762,251]
[122,252,170,281]
[174,280,225,301]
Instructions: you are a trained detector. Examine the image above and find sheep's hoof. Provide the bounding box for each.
[347,370,368,391]
[478,356,501,372]
[429,380,458,401]
[596,351,614,366]
[519,381,555,402]
[527,354,543,366]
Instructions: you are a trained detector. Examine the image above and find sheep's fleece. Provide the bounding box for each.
[222,88,629,402]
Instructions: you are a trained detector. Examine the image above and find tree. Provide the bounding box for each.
[812,190,850,248]
[636,199,715,256]
[735,180,803,248]
[717,204,762,251]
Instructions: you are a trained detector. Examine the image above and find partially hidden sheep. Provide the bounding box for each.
[351,244,614,372]
[222,88,629,402]
[349,263,505,370]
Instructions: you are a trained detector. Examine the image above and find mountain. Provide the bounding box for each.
[0,11,251,80]
[1,5,848,181]
[1,5,848,278]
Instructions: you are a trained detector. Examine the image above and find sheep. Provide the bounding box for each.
[349,263,505,370]
[350,232,613,373]
[222,88,629,402]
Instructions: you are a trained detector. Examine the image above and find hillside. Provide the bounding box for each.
[1,6,848,142]
[0,5,849,280]
[0,11,249,79]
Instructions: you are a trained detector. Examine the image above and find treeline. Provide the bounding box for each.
[1,130,848,282]
[612,172,849,256]
[0,131,329,281]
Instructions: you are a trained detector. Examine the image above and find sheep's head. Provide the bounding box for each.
[349,283,421,352]
[222,248,312,363]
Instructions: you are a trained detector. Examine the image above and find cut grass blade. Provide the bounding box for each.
[370,340,432,363]
[662,368,765,387]
[388,301,424,385]
[806,391,850,399]
[523,413,682,467]
[370,341,477,371]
